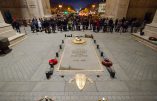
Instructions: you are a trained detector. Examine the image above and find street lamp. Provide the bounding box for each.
[58,5,63,14]
[92,5,95,8]
[92,4,96,15]
[59,5,62,8]
[55,8,58,14]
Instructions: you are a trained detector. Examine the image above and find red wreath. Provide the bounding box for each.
[149,37,157,41]
[102,58,113,67]
[49,59,58,65]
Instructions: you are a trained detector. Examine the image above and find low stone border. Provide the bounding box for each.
[132,33,157,51]
[8,33,26,47]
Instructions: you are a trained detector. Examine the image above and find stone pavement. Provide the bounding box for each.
[0,28,157,101]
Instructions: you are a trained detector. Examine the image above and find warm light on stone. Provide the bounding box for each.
[72,37,86,44]
[59,5,63,8]
[69,74,93,90]
[75,74,87,90]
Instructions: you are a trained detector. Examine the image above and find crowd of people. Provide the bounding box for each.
[12,15,145,34]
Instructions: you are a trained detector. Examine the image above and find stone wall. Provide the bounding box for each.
[105,0,157,21]
[41,0,51,16]
[0,0,25,19]
[105,0,130,19]
[0,0,51,19]
[127,0,157,21]
[153,11,157,23]
[116,0,130,19]
[105,0,119,18]
[0,11,4,23]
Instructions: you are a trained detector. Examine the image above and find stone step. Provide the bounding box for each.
[0,24,26,47]
[0,24,12,32]
[132,33,157,51]
[0,29,16,38]
[0,94,156,101]
[8,33,26,47]
[144,30,157,38]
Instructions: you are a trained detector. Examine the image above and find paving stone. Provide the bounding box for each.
[65,81,97,92]
[1,82,36,92]
[32,82,65,92]
[96,81,129,92]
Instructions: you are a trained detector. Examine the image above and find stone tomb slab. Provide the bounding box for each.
[57,38,104,72]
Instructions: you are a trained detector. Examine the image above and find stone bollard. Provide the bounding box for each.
[56,52,59,57]
[49,68,54,75]
[49,63,54,68]
[91,34,94,39]
[61,75,64,78]
[97,45,99,49]
[101,52,104,57]
[107,67,115,78]
[110,71,115,78]
[62,40,64,44]
[45,71,51,79]
[59,45,62,49]
[94,40,96,44]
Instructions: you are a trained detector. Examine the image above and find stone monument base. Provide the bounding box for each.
[0,23,26,47]
[132,23,157,51]
[132,33,157,51]
[144,23,157,38]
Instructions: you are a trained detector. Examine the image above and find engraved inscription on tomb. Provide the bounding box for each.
[71,48,88,62]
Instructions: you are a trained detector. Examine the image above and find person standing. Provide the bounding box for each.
[38,19,42,32]
[82,18,86,31]
[44,19,50,33]
[115,19,118,29]
[103,19,108,32]
[109,18,114,33]
[68,19,72,31]
[116,20,122,32]
[15,20,21,33]
[34,19,38,32]
[92,19,96,32]
[72,19,76,31]
[50,18,56,33]
[89,18,93,30]
[123,21,129,33]
[11,20,16,29]
[85,18,89,30]
[96,19,100,32]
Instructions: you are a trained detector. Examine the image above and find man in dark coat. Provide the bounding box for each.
[14,20,21,33]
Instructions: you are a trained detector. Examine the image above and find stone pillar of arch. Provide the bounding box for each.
[0,0,51,19]
[0,12,4,23]
[144,10,157,37]
[41,0,52,17]
[105,0,130,19]
[0,11,9,26]
[152,10,157,24]
[0,10,14,38]
[26,0,51,18]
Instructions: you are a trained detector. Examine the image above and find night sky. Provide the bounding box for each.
[51,0,102,11]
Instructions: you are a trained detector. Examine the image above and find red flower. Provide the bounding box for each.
[49,59,58,65]
[102,58,113,67]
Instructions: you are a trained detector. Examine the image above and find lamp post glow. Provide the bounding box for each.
[92,5,96,8]
[59,5,62,8]
[58,5,62,14]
